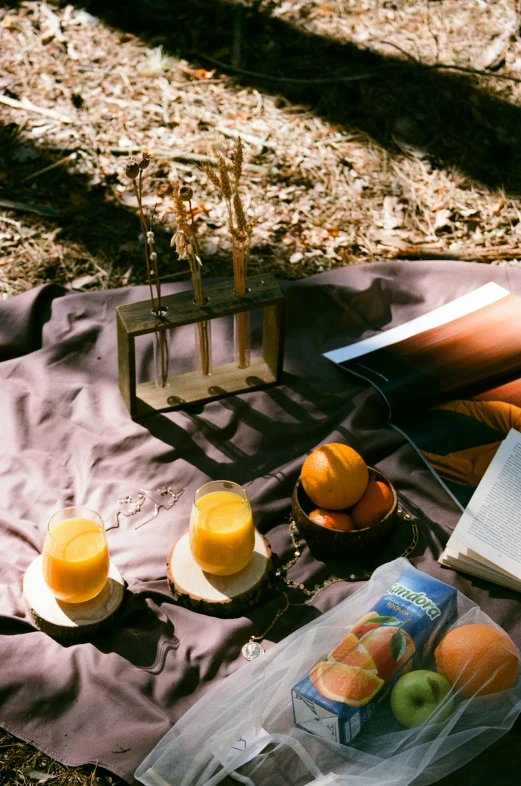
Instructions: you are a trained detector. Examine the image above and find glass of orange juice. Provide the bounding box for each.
[189,481,255,576]
[42,506,110,603]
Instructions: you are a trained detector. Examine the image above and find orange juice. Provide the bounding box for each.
[42,517,109,603]
[190,489,254,575]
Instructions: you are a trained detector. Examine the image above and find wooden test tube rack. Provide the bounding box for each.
[116,273,286,419]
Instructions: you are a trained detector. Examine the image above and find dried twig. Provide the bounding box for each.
[381,244,521,262]
[44,146,264,171]
[0,94,72,123]
[430,63,521,84]
[195,53,387,83]
[21,153,77,182]
[0,199,60,218]
[217,127,276,150]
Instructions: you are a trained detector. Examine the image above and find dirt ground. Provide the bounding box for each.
[2,0,521,782]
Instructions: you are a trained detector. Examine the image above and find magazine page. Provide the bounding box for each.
[439,429,521,583]
[324,283,521,509]
[394,377,521,508]
[324,283,514,414]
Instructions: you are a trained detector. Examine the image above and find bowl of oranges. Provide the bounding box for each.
[292,442,398,558]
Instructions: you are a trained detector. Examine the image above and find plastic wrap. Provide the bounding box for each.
[135,558,521,786]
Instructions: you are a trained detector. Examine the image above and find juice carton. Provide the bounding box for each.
[292,566,457,745]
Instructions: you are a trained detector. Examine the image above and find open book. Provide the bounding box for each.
[439,428,521,591]
[324,282,521,590]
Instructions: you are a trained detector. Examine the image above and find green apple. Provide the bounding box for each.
[390,670,455,728]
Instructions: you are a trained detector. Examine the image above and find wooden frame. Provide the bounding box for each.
[116,273,286,419]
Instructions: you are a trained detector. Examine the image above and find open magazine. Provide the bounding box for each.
[324,282,521,591]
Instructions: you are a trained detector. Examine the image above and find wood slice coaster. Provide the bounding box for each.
[23,556,125,641]
[167,530,273,618]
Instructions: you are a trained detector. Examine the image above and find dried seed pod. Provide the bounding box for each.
[179,185,194,201]
[139,152,151,170]
[125,157,140,179]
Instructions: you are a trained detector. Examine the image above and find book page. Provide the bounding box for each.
[442,538,521,581]
[444,429,521,581]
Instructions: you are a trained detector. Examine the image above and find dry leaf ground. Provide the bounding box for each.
[2,0,521,782]
[2,0,521,297]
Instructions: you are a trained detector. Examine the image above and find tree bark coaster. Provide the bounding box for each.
[167,530,273,618]
[23,556,125,641]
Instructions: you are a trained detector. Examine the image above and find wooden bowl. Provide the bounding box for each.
[291,467,398,560]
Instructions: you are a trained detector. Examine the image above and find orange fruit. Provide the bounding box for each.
[309,661,383,706]
[360,626,416,683]
[350,479,394,529]
[434,623,519,698]
[328,632,359,661]
[309,508,355,532]
[300,443,369,510]
[329,641,377,672]
[352,611,381,639]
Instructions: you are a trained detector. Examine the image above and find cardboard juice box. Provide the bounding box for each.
[292,566,457,745]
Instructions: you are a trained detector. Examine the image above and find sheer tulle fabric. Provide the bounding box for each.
[135,558,521,786]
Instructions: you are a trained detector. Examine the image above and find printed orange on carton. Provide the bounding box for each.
[292,566,456,745]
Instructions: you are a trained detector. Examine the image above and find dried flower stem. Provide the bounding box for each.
[127,154,169,387]
[172,187,211,376]
[203,139,254,367]
[218,140,251,367]
[132,175,157,311]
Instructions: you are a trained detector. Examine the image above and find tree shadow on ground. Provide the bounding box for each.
[2,0,521,283]
[78,0,521,194]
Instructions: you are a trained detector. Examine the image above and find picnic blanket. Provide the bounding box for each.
[1,261,521,785]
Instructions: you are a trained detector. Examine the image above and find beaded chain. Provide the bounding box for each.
[241,505,418,660]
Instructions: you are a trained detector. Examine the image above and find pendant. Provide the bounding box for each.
[242,640,265,660]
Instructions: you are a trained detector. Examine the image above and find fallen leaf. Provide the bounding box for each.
[68,274,102,290]
[67,41,80,60]
[193,68,216,80]
[20,769,56,783]
[392,135,430,161]
[120,193,163,208]
[372,229,409,249]
[434,209,452,231]
[383,195,405,230]
[289,252,303,264]
[476,28,514,71]
[120,266,133,285]
[492,198,505,215]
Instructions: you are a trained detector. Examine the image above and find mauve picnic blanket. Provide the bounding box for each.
[2,261,521,785]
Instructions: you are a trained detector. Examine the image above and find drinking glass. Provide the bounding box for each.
[42,506,110,603]
[189,481,254,576]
